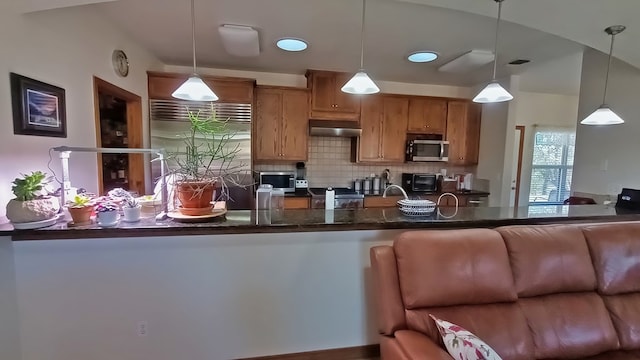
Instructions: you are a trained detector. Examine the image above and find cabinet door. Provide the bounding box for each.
[358,95,384,162]
[281,89,309,161]
[381,97,409,162]
[446,101,469,166]
[309,72,335,112]
[407,98,447,134]
[254,88,282,161]
[284,197,310,209]
[334,72,361,114]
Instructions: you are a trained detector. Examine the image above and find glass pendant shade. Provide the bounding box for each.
[341,71,380,95]
[472,82,513,103]
[172,75,219,102]
[580,105,624,125]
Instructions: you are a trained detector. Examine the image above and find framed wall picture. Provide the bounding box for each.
[10,73,67,138]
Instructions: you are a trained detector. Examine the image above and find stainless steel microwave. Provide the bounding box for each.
[406,140,449,162]
[257,171,296,193]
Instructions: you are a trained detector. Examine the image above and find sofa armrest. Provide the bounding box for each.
[395,330,453,360]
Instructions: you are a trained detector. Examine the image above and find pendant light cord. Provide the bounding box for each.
[359,0,366,70]
[492,0,503,81]
[191,0,197,74]
[602,33,616,104]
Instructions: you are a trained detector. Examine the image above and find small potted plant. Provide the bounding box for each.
[108,188,141,222]
[67,194,93,225]
[95,201,119,227]
[6,171,60,225]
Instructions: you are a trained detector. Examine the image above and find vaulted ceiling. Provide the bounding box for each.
[24,0,639,94]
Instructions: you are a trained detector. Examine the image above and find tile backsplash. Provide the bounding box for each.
[255,137,475,188]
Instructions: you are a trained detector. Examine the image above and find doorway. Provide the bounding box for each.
[509,126,525,208]
[93,77,144,195]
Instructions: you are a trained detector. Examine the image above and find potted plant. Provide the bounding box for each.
[169,107,244,216]
[108,188,141,222]
[95,201,119,227]
[6,171,59,224]
[67,194,93,224]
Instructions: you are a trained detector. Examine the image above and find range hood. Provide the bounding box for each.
[308,120,362,137]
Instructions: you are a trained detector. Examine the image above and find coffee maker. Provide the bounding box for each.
[295,162,308,191]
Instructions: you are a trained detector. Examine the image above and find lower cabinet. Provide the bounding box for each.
[284,197,310,209]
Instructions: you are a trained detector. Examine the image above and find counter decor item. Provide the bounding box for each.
[169,106,243,217]
[108,188,141,222]
[6,171,60,229]
[67,194,94,225]
[95,201,119,227]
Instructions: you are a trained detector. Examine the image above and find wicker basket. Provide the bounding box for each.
[397,198,437,216]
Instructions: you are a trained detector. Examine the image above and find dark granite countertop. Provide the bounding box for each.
[3,205,639,241]
[362,189,490,197]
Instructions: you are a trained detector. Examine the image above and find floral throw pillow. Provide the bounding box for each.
[429,314,503,360]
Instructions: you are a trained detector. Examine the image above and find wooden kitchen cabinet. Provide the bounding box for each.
[407,97,448,135]
[446,101,481,166]
[255,86,309,162]
[147,71,254,103]
[306,70,360,121]
[284,197,310,209]
[355,95,408,163]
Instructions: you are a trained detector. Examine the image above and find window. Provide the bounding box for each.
[528,129,575,205]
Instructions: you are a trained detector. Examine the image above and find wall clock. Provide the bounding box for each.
[112,49,129,77]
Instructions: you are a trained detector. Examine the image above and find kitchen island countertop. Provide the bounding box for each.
[3,204,639,241]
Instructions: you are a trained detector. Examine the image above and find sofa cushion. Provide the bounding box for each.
[497,225,597,297]
[392,331,453,360]
[583,223,640,295]
[603,293,640,350]
[520,293,619,359]
[394,229,516,308]
[406,303,534,360]
[430,315,503,360]
[581,350,640,360]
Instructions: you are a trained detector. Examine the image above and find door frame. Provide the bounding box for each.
[513,125,526,208]
[93,77,144,195]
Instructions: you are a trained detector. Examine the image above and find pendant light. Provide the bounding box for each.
[581,25,626,126]
[341,0,380,95]
[473,0,513,104]
[172,0,219,102]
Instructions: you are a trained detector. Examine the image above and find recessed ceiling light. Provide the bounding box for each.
[407,51,438,63]
[276,38,308,52]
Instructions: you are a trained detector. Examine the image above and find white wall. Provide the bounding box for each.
[573,48,640,197]
[0,237,21,360]
[13,230,403,360]
[476,77,519,207]
[0,1,162,218]
[516,92,579,206]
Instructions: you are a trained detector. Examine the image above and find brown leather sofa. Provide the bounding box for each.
[370,222,640,359]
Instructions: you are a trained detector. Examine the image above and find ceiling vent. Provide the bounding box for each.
[438,50,495,73]
[218,24,260,57]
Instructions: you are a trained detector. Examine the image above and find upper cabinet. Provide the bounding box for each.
[254,86,309,162]
[407,97,447,135]
[355,95,408,163]
[446,101,482,166]
[147,72,255,103]
[306,70,360,121]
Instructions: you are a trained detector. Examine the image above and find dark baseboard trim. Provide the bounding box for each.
[235,344,380,360]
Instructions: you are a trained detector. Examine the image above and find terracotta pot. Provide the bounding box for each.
[176,181,216,214]
[68,206,93,224]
